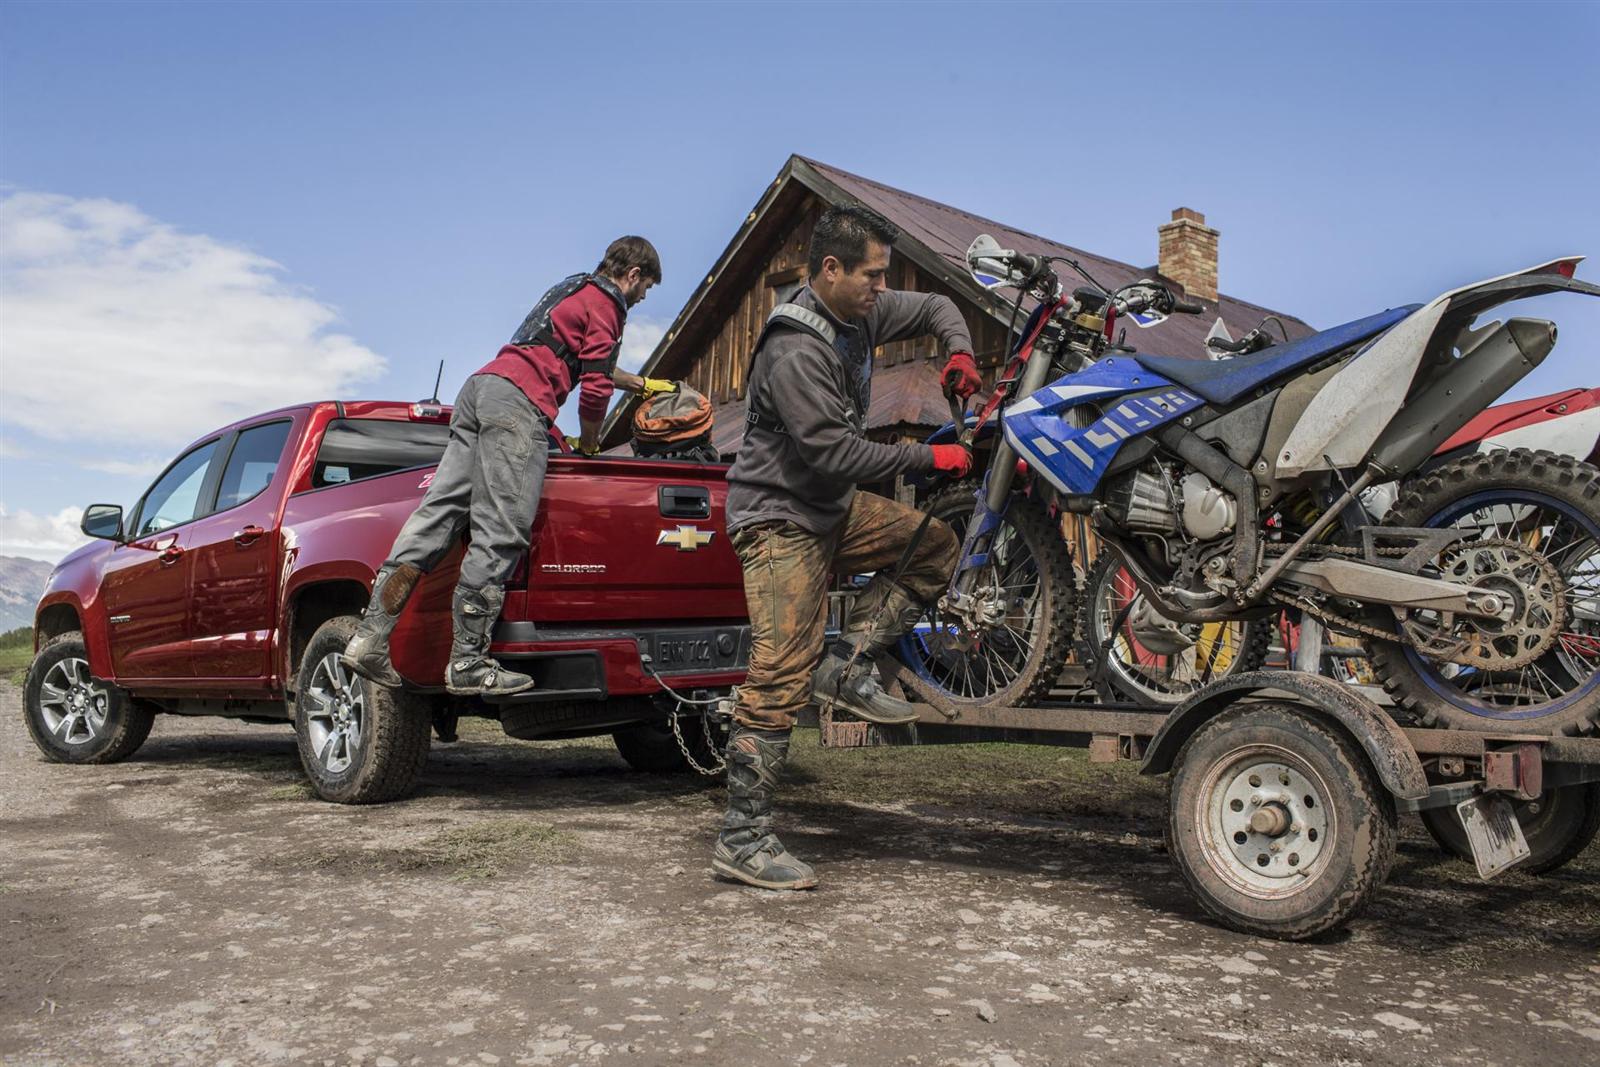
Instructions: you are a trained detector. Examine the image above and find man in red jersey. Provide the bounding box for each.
[342,236,666,696]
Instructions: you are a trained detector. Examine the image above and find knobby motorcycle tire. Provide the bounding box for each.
[1075,549,1273,708]
[1364,448,1600,737]
[895,481,1079,709]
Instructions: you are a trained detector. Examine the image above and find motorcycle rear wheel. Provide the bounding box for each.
[1365,449,1600,736]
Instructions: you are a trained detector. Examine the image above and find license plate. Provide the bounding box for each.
[640,626,749,674]
[1456,794,1531,880]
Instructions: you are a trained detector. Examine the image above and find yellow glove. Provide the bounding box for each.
[641,377,678,398]
[564,435,599,456]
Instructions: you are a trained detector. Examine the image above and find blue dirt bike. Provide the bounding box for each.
[897,236,1600,737]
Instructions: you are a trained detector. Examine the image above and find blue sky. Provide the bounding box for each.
[2,0,1597,560]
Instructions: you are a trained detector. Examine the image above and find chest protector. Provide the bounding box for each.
[744,302,844,438]
[510,273,629,385]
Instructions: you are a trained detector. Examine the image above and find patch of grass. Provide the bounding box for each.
[783,729,1167,823]
[266,782,316,802]
[298,819,577,880]
[0,643,34,686]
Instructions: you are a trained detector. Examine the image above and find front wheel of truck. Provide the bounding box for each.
[293,616,431,804]
[24,632,156,764]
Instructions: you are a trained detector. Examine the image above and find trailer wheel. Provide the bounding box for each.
[293,616,431,804]
[1167,702,1397,940]
[1420,782,1600,875]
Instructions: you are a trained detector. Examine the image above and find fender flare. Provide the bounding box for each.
[1139,670,1429,801]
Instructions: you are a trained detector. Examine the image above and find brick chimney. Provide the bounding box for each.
[1157,207,1218,303]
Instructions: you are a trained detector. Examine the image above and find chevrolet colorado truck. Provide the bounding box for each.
[24,399,748,802]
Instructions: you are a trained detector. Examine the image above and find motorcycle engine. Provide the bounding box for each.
[1105,466,1238,541]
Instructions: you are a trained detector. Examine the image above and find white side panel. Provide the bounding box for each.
[1478,406,1600,460]
[1275,256,1584,479]
[1275,302,1444,477]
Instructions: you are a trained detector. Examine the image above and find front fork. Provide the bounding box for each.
[944,350,1061,605]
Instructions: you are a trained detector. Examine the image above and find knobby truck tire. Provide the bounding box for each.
[23,632,155,765]
[293,616,431,804]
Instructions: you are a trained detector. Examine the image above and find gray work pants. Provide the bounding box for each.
[386,373,550,592]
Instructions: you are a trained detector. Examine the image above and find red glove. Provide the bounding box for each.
[940,352,981,400]
[930,444,973,477]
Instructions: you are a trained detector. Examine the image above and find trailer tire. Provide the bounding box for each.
[23,632,156,764]
[1420,782,1600,876]
[293,616,431,804]
[1167,702,1397,940]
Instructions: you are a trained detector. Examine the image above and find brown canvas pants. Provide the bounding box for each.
[730,491,960,730]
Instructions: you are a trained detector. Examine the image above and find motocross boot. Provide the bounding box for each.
[445,585,535,697]
[341,562,422,687]
[711,723,818,890]
[810,578,926,726]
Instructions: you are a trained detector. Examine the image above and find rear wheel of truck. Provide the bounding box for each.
[23,632,156,764]
[293,616,431,804]
[1419,782,1600,876]
[612,713,728,775]
[1166,703,1397,940]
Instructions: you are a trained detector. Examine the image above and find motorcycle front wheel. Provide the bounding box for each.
[1077,549,1272,707]
[895,481,1078,708]
[1365,448,1600,736]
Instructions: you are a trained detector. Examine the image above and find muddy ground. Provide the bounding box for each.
[2,681,1597,1067]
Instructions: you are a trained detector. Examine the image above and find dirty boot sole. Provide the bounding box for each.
[710,858,819,891]
[813,693,921,727]
[445,676,536,697]
[339,652,404,689]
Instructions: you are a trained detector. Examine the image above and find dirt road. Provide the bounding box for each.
[2,682,1597,1066]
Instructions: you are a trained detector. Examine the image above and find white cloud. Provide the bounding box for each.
[619,318,667,375]
[0,503,87,563]
[0,191,387,449]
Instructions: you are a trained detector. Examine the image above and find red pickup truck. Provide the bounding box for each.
[24,399,748,802]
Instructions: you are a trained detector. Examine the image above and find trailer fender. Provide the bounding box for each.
[1139,670,1429,801]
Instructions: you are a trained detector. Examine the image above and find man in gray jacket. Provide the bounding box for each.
[713,204,976,891]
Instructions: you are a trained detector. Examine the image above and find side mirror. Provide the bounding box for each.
[80,504,124,541]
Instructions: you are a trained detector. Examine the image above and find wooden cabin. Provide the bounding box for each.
[600,154,1315,459]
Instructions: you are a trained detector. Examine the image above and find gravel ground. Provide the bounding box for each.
[2,681,1597,1067]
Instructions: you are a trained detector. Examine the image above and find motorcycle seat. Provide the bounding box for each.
[1133,305,1420,406]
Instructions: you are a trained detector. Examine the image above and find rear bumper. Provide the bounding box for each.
[486,621,750,703]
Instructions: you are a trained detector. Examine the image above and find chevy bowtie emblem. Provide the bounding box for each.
[657,525,714,551]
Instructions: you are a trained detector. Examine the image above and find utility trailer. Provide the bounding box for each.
[800,664,1600,941]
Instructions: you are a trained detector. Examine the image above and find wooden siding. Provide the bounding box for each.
[681,198,1017,406]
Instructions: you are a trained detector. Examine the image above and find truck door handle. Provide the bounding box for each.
[159,544,185,565]
[233,525,265,546]
[659,485,711,520]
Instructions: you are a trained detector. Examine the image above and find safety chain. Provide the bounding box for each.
[667,697,732,777]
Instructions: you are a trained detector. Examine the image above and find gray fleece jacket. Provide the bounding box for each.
[726,284,974,535]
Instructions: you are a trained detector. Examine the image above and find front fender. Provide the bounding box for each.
[1139,670,1428,801]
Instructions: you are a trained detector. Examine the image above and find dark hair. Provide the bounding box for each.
[807,205,900,278]
[596,235,662,283]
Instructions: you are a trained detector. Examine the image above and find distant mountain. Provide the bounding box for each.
[0,555,55,632]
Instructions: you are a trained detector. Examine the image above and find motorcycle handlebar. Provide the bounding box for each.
[1206,335,1253,353]
[1171,297,1204,314]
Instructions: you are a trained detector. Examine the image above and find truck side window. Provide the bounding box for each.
[135,440,220,536]
[312,419,451,488]
[216,421,293,511]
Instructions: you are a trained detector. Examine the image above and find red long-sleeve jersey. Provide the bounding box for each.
[476,281,623,424]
